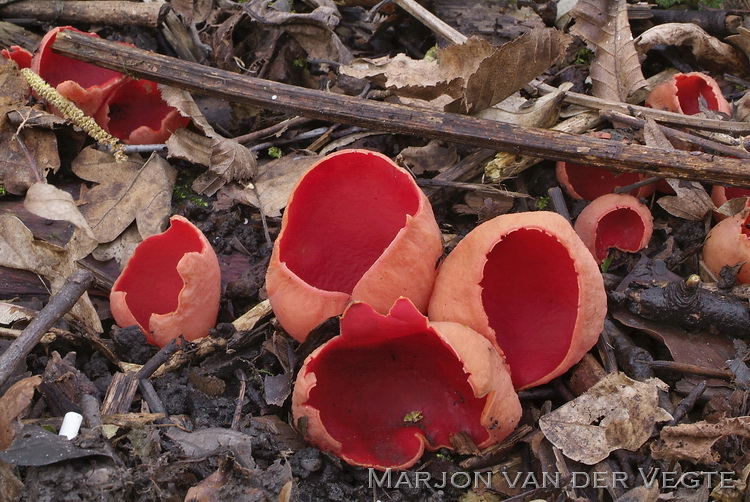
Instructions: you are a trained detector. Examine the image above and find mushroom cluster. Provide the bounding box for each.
[4,26,188,144]
[263,149,610,469]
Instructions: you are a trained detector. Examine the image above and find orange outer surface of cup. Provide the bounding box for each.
[428,211,607,390]
[110,215,221,347]
[291,298,521,470]
[703,206,750,283]
[574,193,654,263]
[265,149,443,342]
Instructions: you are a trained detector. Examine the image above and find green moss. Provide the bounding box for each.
[268,146,283,159]
[536,196,550,210]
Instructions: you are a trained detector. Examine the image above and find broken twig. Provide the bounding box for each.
[51,30,750,187]
[0,269,93,389]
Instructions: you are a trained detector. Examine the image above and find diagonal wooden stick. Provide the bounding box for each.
[52,30,750,187]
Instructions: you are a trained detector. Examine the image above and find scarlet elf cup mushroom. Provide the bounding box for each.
[292,298,522,470]
[703,200,750,283]
[645,72,731,116]
[29,26,188,144]
[428,211,607,390]
[574,193,654,264]
[110,216,221,347]
[265,149,443,342]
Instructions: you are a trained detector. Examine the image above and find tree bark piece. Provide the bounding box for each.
[0,269,92,390]
[0,1,169,28]
[53,30,750,187]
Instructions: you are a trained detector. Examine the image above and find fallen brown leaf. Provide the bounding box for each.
[72,147,176,243]
[641,23,750,78]
[0,460,23,502]
[397,140,457,175]
[0,184,101,330]
[0,62,60,195]
[539,372,672,465]
[341,28,570,113]
[657,179,715,221]
[243,0,352,64]
[571,0,647,101]
[162,88,256,196]
[475,91,564,129]
[215,152,319,217]
[652,416,750,464]
[0,375,41,450]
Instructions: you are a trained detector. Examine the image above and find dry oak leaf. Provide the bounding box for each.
[341,28,570,114]
[162,87,256,196]
[243,0,352,64]
[571,0,647,102]
[72,147,176,243]
[657,179,715,221]
[652,416,750,464]
[0,58,60,195]
[640,23,750,78]
[215,152,320,218]
[0,184,101,331]
[0,376,42,450]
[539,372,672,465]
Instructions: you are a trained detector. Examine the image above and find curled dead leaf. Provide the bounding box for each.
[341,29,570,113]
[72,147,176,243]
[571,0,647,101]
[637,23,749,78]
[652,416,750,464]
[162,88,257,196]
[0,189,101,331]
[0,375,42,450]
[539,372,672,465]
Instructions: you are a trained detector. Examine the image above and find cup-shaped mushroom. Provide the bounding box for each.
[93,79,189,144]
[574,193,654,264]
[556,161,655,200]
[265,149,443,342]
[2,46,32,69]
[31,26,127,117]
[428,211,606,390]
[646,72,731,116]
[110,215,221,347]
[703,202,750,283]
[292,298,521,470]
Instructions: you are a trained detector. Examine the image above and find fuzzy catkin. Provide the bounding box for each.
[20,68,127,162]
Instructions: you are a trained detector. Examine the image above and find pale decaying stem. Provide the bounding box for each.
[20,68,127,162]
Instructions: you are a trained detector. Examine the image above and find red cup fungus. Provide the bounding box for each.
[574,193,654,264]
[292,298,521,470]
[556,161,655,201]
[265,149,443,342]
[29,26,187,144]
[428,211,607,390]
[93,79,189,145]
[703,201,750,283]
[2,46,32,69]
[31,26,127,117]
[645,72,731,116]
[110,215,221,347]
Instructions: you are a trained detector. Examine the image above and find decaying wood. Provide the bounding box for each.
[536,82,750,134]
[0,20,39,51]
[0,269,92,389]
[101,371,139,415]
[0,1,169,27]
[22,411,166,428]
[52,30,750,187]
[601,110,750,159]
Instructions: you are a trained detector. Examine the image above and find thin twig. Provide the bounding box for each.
[0,269,93,389]
[391,0,467,44]
[602,110,750,159]
[235,116,313,145]
[231,370,247,431]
